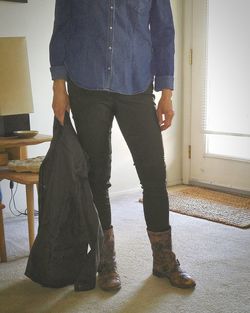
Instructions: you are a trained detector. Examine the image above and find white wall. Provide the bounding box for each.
[0,0,183,218]
[0,0,54,218]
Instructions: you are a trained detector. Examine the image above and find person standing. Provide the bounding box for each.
[50,0,196,291]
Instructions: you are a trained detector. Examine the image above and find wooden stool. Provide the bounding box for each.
[0,170,38,262]
[0,202,7,262]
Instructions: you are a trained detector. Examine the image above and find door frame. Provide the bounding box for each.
[181,0,250,196]
[182,0,193,185]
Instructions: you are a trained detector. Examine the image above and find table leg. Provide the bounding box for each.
[0,204,7,262]
[6,146,28,160]
[26,184,35,249]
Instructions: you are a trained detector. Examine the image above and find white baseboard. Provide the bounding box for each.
[189,179,250,197]
[110,179,184,199]
[110,187,141,199]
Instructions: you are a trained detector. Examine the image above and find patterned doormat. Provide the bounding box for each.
[168,186,250,229]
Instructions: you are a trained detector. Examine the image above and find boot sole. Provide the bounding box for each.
[99,284,121,292]
[153,270,196,289]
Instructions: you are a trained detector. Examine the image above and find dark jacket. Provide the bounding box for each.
[25,113,103,291]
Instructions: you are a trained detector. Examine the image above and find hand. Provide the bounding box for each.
[52,80,70,125]
[156,90,175,131]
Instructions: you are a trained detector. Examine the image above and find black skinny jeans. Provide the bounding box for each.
[68,80,170,232]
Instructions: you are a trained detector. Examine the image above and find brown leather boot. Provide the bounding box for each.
[98,227,121,291]
[147,227,196,289]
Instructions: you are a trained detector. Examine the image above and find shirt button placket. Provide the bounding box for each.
[107,1,114,87]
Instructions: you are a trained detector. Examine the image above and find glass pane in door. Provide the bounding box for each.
[205,0,250,161]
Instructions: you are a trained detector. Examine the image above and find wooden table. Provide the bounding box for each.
[0,134,52,262]
[0,134,52,160]
[0,203,6,262]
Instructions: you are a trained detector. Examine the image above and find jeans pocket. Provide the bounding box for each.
[127,0,151,14]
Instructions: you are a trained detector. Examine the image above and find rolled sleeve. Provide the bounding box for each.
[154,75,174,91]
[150,0,175,91]
[50,65,68,81]
[49,0,70,81]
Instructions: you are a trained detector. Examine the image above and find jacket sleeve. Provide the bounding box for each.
[150,0,175,91]
[49,0,71,81]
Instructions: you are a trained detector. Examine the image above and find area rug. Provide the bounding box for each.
[167,186,250,229]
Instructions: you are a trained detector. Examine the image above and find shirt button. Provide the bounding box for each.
[108,67,111,71]
[110,6,114,10]
[108,46,112,50]
[109,26,113,30]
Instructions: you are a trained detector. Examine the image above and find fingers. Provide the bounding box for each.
[156,108,175,131]
[52,100,65,125]
[162,112,174,131]
[156,108,163,126]
[66,102,71,112]
[52,92,70,126]
[56,112,65,126]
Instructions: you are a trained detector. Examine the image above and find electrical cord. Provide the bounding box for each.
[9,180,39,217]
[8,181,22,216]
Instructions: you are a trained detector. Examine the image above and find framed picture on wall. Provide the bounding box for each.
[1,1,28,3]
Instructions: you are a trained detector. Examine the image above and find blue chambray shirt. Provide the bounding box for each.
[49,0,175,95]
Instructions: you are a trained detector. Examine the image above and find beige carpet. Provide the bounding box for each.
[168,186,250,229]
[1,188,250,313]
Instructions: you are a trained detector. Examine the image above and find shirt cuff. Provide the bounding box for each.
[154,75,174,91]
[50,65,68,81]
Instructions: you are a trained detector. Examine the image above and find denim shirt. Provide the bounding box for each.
[49,0,175,95]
